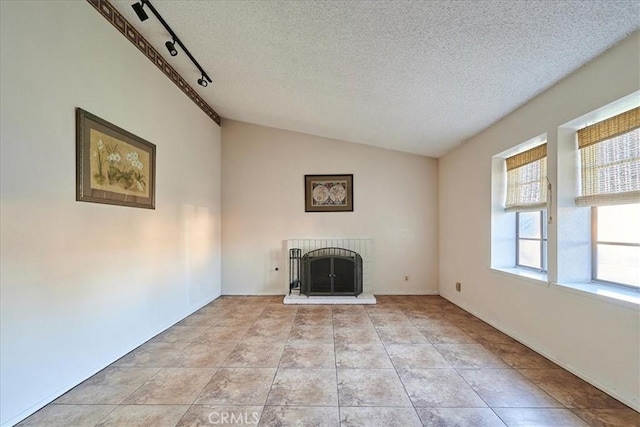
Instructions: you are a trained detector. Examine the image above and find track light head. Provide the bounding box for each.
[130,0,212,92]
[165,40,178,57]
[131,1,148,22]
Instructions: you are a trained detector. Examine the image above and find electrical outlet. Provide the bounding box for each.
[455,282,461,292]
[404,276,409,281]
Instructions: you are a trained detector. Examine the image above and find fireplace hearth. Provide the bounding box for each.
[298,247,363,297]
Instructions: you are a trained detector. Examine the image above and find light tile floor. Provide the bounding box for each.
[18,296,640,426]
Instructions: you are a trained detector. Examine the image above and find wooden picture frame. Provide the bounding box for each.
[305,174,353,212]
[76,108,156,209]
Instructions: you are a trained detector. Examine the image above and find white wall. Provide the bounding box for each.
[439,33,640,409]
[0,2,222,425]
[221,120,438,295]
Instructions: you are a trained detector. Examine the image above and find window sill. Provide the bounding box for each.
[491,267,548,286]
[491,267,639,309]
[552,281,640,309]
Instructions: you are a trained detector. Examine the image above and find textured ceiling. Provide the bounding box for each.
[110,0,639,157]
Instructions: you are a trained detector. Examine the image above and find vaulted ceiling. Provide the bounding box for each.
[110,0,639,157]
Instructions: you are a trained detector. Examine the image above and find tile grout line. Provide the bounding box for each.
[434,305,572,424]
[20,297,635,426]
[59,300,225,426]
[257,302,296,425]
[162,302,233,426]
[92,404,118,427]
[451,364,509,426]
[426,306,515,425]
[366,303,422,424]
[332,305,342,424]
[403,303,461,424]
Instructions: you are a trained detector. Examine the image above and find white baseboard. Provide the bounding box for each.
[221,292,283,296]
[439,292,639,412]
[2,294,221,427]
[373,291,440,295]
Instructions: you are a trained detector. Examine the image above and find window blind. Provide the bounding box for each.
[505,144,547,212]
[576,107,640,206]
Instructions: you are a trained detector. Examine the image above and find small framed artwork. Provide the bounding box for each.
[76,108,156,209]
[305,174,353,212]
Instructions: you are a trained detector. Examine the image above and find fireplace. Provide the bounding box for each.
[300,247,363,296]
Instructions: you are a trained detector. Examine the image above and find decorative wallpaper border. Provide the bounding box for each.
[86,0,221,125]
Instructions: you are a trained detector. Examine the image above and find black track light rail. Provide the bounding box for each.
[137,0,212,84]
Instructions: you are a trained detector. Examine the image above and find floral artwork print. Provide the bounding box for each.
[90,129,150,198]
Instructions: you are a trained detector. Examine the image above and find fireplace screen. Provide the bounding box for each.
[300,247,363,296]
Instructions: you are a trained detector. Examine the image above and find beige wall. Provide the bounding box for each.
[439,33,640,409]
[0,2,222,425]
[221,120,438,295]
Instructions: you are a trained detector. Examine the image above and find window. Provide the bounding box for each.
[517,210,547,271]
[592,204,640,288]
[576,107,640,289]
[504,143,548,270]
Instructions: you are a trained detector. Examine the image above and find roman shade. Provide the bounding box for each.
[576,107,640,206]
[505,144,547,212]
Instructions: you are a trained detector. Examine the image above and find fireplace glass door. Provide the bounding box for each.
[300,247,363,296]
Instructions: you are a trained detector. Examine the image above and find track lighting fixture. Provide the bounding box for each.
[131,0,213,88]
[131,1,148,22]
[165,40,178,57]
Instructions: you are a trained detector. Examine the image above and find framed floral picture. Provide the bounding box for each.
[305,174,353,212]
[76,108,156,209]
